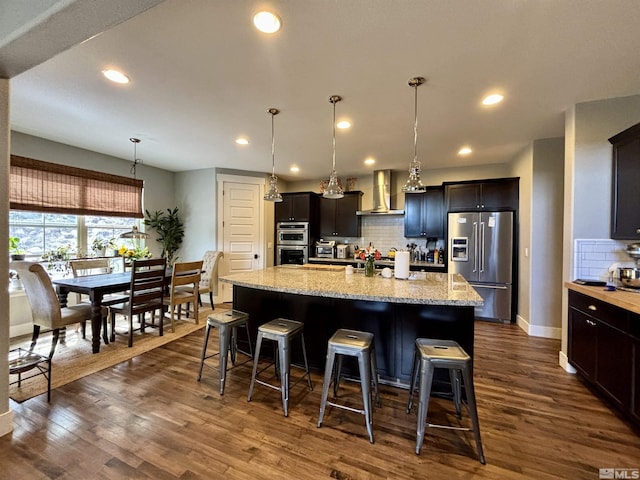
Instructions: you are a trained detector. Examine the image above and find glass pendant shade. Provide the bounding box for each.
[402,77,427,193]
[264,108,283,202]
[120,225,149,239]
[264,174,282,202]
[323,95,344,199]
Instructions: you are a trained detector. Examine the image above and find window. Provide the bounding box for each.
[9,211,140,277]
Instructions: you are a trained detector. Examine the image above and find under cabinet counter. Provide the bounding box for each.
[565,282,640,315]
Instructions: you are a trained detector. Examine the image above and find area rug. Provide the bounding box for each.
[9,304,229,402]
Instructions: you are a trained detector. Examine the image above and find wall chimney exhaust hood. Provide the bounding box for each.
[356,169,405,216]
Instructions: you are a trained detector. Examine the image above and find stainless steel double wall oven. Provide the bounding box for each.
[276,221,309,265]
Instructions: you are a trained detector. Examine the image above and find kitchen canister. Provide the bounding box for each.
[394,251,410,279]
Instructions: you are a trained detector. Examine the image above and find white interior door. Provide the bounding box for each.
[217,174,265,302]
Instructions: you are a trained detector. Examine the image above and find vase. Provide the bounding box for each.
[365,258,375,277]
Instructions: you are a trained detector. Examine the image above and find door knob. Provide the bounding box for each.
[254,254,258,259]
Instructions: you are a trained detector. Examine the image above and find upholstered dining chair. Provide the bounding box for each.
[163,260,203,332]
[197,251,223,308]
[12,261,108,355]
[109,258,167,347]
[70,258,126,343]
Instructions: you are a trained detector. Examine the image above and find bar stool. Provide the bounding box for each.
[247,318,313,417]
[317,328,380,444]
[198,309,253,395]
[406,338,486,464]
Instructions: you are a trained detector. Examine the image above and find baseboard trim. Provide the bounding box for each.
[558,350,576,374]
[0,409,14,438]
[515,314,561,339]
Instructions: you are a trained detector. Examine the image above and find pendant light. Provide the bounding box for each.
[402,77,427,193]
[264,108,283,202]
[129,137,142,178]
[323,95,344,199]
[121,137,149,241]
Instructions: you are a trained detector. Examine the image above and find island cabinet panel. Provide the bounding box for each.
[274,192,319,222]
[568,290,633,416]
[609,122,640,240]
[404,186,444,238]
[319,191,362,237]
[445,178,519,212]
[629,317,640,423]
[333,300,397,379]
[232,285,475,385]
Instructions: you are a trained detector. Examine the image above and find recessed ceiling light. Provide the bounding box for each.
[482,93,504,106]
[290,166,300,173]
[337,120,351,129]
[253,11,281,33]
[364,158,376,166]
[458,147,473,156]
[102,69,129,84]
[235,138,249,145]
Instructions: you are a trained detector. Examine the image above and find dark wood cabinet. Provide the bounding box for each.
[274,192,318,222]
[445,178,519,212]
[630,317,640,423]
[568,307,597,380]
[609,122,640,240]
[568,290,633,420]
[404,186,444,238]
[319,191,362,237]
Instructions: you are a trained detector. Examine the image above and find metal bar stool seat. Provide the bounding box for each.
[406,338,486,464]
[198,310,253,394]
[248,318,313,416]
[317,328,380,444]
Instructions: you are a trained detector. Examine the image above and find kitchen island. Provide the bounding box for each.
[221,266,482,385]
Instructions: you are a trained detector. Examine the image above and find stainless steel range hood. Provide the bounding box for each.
[356,169,405,216]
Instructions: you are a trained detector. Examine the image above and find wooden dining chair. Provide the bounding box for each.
[163,260,203,332]
[108,258,167,347]
[70,258,126,343]
[12,261,108,355]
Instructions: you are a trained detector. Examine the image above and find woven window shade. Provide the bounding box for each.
[10,155,144,218]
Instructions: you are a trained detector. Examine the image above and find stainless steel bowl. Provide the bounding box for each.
[625,243,640,261]
[618,267,640,288]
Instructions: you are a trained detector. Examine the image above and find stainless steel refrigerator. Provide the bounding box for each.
[448,211,514,322]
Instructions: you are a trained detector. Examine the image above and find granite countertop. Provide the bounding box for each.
[307,256,446,269]
[221,266,483,306]
[565,281,640,315]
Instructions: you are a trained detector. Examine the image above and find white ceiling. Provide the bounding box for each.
[7,0,640,181]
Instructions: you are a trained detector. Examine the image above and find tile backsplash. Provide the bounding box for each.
[573,239,635,282]
[338,215,444,254]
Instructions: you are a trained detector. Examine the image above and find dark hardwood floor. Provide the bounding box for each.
[2,318,639,479]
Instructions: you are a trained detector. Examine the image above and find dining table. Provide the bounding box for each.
[53,272,133,353]
[53,266,200,353]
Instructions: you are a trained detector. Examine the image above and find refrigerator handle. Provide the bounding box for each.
[480,221,485,272]
[473,221,478,273]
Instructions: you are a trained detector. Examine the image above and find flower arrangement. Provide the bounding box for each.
[118,245,152,260]
[358,246,381,277]
[358,246,382,262]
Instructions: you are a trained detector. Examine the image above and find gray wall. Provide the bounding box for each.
[174,168,216,262]
[530,138,565,331]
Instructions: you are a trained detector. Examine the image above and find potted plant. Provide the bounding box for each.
[91,237,113,257]
[143,207,184,265]
[9,236,26,260]
[42,244,73,275]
